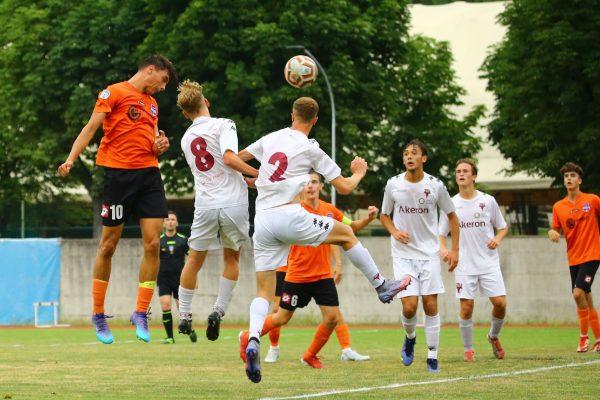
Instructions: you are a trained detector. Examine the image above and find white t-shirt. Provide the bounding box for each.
[246,128,341,211]
[381,172,455,260]
[439,190,507,275]
[181,116,248,210]
[439,191,506,275]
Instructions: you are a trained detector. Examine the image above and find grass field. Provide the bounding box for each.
[1,324,599,399]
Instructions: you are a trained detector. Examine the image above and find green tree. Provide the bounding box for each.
[482,0,600,192]
[0,0,483,235]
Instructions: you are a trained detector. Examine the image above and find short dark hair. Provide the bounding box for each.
[308,169,323,183]
[560,162,583,178]
[167,210,177,217]
[402,139,428,157]
[293,97,319,122]
[455,158,478,176]
[139,54,178,86]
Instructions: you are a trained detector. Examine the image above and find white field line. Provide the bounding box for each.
[258,359,600,400]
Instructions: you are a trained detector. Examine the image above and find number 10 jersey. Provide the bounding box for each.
[181,116,248,210]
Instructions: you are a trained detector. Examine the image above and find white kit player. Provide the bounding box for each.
[380,139,459,373]
[237,97,411,384]
[175,80,259,342]
[439,159,508,361]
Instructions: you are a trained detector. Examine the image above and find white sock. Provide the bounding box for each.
[213,276,237,317]
[343,242,385,288]
[489,316,504,338]
[425,314,440,359]
[459,318,474,350]
[401,314,418,339]
[178,286,195,316]
[249,297,270,340]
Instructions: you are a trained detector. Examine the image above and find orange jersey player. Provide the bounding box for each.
[58,55,177,345]
[548,162,600,353]
[241,171,379,369]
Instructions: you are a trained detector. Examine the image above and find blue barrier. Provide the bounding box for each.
[0,238,61,325]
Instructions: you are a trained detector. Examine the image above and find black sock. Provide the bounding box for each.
[163,310,173,338]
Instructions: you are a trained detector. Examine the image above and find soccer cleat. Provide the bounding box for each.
[162,337,175,344]
[464,349,475,362]
[591,340,600,352]
[376,276,411,303]
[426,358,440,373]
[239,330,249,363]
[131,311,151,342]
[341,348,370,362]
[245,339,262,383]
[264,346,280,363]
[178,315,193,335]
[301,355,326,369]
[401,335,416,366]
[577,336,590,353]
[92,313,114,344]
[189,329,198,343]
[487,334,505,359]
[206,311,222,341]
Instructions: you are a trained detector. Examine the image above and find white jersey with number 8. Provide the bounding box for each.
[246,128,341,211]
[181,116,248,210]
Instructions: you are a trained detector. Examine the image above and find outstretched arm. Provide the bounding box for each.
[329,156,367,195]
[223,150,259,177]
[58,112,105,177]
[350,206,379,233]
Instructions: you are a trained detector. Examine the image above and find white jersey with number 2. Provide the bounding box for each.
[439,191,507,275]
[381,172,455,260]
[181,116,248,210]
[246,128,341,211]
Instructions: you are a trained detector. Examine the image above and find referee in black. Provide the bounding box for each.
[159,211,196,343]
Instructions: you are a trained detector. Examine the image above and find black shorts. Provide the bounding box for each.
[570,260,599,293]
[275,271,286,297]
[157,270,181,298]
[279,278,339,311]
[101,167,168,226]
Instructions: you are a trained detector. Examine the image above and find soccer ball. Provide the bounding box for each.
[284,55,318,88]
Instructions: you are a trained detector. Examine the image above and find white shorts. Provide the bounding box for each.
[188,205,250,252]
[253,203,334,272]
[455,270,506,299]
[392,257,445,297]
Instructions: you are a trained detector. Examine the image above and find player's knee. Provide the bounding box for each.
[98,240,118,258]
[143,237,161,255]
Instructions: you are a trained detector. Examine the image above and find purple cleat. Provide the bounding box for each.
[376,276,412,303]
[130,311,151,342]
[92,313,114,344]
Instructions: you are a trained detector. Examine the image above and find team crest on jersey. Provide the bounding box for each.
[479,203,486,211]
[424,189,431,198]
[128,106,141,120]
[583,203,591,213]
[456,283,463,293]
[168,245,174,254]
[99,90,110,99]
[150,104,157,117]
[567,218,575,229]
[101,204,109,218]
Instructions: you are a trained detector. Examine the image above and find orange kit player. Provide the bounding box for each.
[241,171,380,368]
[58,55,177,344]
[548,162,600,352]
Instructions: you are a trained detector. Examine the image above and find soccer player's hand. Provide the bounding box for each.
[548,229,560,243]
[153,130,170,155]
[446,249,459,272]
[58,160,74,177]
[333,264,343,284]
[350,157,368,177]
[392,229,410,244]
[487,238,501,249]
[367,206,379,220]
[244,177,257,189]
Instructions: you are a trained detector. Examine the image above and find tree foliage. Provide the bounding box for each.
[0,0,483,235]
[482,0,600,192]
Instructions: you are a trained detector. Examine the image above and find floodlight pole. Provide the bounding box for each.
[286,45,337,205]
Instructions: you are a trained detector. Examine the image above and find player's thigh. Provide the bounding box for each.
[218,205,250,251]
[455,274,478,300]
[322,220,356,247]
[258,204,334,246]
[478,270,507,298]
[253,211,290,271]
[256,270,277,301]
[188,209,221,251]
[417,258,445,296]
